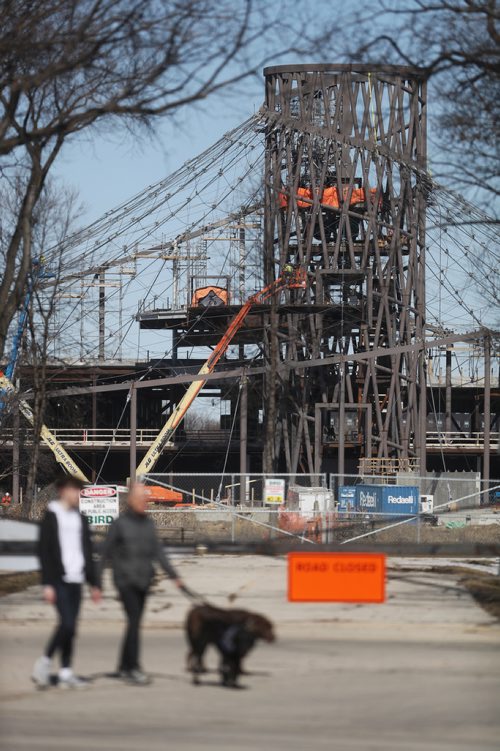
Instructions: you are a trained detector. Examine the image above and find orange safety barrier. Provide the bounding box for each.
[347,187,366,205]
[296,186,312,208]
[280,185,381,210]
[191,286,229,307]
[321,186,381,209]
[288,552,386,603]
[322,186,340,208]
[347,186,381,207]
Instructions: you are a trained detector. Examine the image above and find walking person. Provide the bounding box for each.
[99,482,185,685]
[32,475,101,689]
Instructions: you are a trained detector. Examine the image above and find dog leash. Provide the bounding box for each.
[178,583,209,605]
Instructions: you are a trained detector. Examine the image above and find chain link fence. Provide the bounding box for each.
[141,471,500,546]
[329,471,495,510]
[143,472,327,506]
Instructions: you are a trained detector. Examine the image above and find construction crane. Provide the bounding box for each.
[136,265,306,476]
[0,265,303,485]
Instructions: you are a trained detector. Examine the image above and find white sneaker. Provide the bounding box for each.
[58,669,88,689]
[32,656,51,689]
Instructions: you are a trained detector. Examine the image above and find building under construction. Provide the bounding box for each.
[0,64,498,493]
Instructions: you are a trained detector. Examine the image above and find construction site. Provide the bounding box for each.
[1,49,500,751]
[0,64,498,515]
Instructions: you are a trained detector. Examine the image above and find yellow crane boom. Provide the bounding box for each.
[0,373,89,482]
[136,267,305,476]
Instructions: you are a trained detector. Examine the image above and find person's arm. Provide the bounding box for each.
[153,526,182,583]
[38,512,57,604]
[96,519,119,591]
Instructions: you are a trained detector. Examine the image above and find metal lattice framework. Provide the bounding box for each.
[262,64,428,477]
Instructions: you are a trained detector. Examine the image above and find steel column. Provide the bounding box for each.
[239,375,248,503]
[445,347,452,436]
[12,384,20,504]
[129,384,137,484]
[484,334,491,488]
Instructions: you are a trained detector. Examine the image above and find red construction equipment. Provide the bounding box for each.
[136,266,305,476]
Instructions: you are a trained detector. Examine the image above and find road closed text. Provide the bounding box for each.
[288,553,385,603]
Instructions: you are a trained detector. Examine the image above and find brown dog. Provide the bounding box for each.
[186,604,275,687]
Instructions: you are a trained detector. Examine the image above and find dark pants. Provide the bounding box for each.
[118,586,148,671]
[45,582,82,668]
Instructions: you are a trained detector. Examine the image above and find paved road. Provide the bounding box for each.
[1,555,499,751]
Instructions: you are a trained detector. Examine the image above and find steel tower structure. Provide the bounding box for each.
[262,64,428,478]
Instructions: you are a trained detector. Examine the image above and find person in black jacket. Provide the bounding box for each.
[99,482,185,685]
[32,475,101,689]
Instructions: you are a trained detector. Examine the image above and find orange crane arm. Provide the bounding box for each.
[136,274,291,476]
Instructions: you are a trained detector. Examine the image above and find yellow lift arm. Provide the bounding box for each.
[136,267,305,476]
[0,373,89,482]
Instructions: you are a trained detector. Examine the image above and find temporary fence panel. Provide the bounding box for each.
[136,473,499,547]
[143,473,327,507]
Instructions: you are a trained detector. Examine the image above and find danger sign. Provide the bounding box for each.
[79,485,120,526]
[288,552,385,603]
[81,485,117,498]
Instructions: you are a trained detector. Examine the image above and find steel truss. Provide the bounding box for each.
[262,64,428,477]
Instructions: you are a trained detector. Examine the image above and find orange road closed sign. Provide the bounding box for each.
[288,552,385,603]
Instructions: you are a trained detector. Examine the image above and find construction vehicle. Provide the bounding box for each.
[136,265,305,476]
[0,265,303,484]
[144,485,183,505]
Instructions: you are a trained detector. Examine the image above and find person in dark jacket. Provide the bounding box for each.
[32,475,101,689]
[99,482,185,685]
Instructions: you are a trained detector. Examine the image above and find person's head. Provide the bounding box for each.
[127,482,149,515]
[55,475,84,508]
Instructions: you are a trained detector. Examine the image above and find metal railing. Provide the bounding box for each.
[0,427,497,450]
[426,431,499,448]
[0,427,160,446]
[144,472,327,506]
[0,426,262,447]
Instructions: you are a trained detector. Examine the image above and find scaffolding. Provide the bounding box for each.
[262,64,428,479]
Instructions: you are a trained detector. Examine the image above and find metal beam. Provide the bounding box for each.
[484,334,491,487]
[12,384,20,504]
[239,375,248,503]
[23,329,497,402]
[129,383,137,484]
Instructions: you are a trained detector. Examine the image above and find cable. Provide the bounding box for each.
[215,379,242,503]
